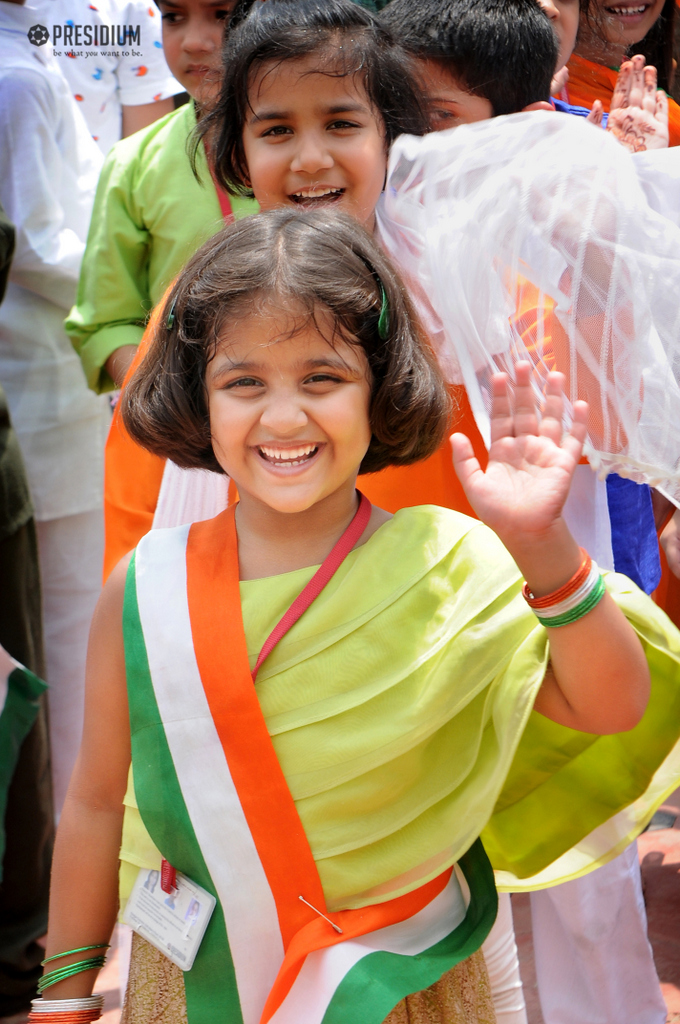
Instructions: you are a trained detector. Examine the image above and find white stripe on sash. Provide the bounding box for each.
[135,527,285,1024]
[269,869,467,1024]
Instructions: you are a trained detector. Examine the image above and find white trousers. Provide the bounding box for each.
[483,893,528,1024]
[36,508,104,816]
[530,843,666,1024]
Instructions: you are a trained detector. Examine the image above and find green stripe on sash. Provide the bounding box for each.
[321,840,498,1024]
[123,556,243,1024]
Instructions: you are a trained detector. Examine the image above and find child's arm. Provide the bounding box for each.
[452,362,650,735]
[661,509,680,579]
[65,154,150,393]
[42,558,133,997]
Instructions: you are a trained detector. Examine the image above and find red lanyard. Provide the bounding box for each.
[160,491,372,893]
[251,491,372,681]
[208,167,234,223]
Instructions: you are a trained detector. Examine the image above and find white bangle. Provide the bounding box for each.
[30,994,104,1012]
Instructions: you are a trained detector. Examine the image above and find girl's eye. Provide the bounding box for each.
[160,11,180,22]
[304,373,344,385]
[225,376,263,389]
[327,120,361,131]
[215,7,231,17]
[261,125,293,137]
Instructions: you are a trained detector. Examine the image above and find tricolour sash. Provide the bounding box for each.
[124,509,497,1024]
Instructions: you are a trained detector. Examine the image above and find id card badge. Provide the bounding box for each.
[123,866,216,971]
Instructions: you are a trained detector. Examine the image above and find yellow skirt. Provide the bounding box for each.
[121,934,496,1024]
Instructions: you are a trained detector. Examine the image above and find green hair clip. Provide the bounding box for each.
[166,297,177,330]
[378,284,389,340]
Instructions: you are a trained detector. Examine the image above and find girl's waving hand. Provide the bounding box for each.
[453,361,650,735]
[451,361,587,545]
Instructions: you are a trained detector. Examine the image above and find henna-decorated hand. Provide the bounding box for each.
[607,55,669,153]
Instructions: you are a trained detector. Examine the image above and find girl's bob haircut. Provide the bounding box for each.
[122,208,451,477]
[195,0,429,197]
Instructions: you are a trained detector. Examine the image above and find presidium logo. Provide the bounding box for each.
[27,24,49,45]
[27,22,141,47]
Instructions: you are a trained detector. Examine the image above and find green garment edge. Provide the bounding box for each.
[66,102,257,393]
[123,556,498,1023]
[0,667,47,878]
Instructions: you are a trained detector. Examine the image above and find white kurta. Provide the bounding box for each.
[0,2,109,522]
[0,6,109,814]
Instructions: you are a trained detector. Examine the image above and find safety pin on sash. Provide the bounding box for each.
[298,895,343,934]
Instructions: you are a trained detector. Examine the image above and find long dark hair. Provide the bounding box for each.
[632,0,676,93]
[194,0,428,197]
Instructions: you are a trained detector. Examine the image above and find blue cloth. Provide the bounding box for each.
[606,474,660,594]
[552,97,609,127]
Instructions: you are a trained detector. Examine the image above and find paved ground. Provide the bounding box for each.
[4,788,679,1024]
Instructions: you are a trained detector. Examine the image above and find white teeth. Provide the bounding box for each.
[258,444,319,464]
[292,186,343,199]
[608,4,646,11]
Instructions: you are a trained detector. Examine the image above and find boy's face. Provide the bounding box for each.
[415,60,493,131]
[157,0,236,105]
[537,0,579,71]
[242,57,387,233]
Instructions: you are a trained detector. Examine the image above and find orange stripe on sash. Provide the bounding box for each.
[260,867,453,1024]
[187,507,324,948]
[187,508,457,1021]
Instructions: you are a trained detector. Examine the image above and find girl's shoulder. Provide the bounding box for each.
[102,101,196,179]
[352,504,521,597]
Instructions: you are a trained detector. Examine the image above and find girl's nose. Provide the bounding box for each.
[289,134,334,175]
[182,24,214,53]
[259,395,309,433]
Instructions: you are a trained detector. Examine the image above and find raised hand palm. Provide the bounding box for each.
[451,364,588,544]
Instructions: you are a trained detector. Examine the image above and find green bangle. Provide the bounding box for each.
[536,574,607,628]
[38,955,107,993]
[42,943,110,966]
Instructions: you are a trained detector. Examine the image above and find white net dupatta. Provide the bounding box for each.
[377,111,680,502]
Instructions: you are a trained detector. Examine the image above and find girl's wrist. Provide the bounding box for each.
[498,518,583,599]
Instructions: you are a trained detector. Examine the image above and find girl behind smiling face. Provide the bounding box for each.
[198,0,427,231]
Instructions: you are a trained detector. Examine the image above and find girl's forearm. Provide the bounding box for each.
[501,517,651,734]
[43,791,124,1000]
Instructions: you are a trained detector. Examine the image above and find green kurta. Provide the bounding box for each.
[65,102,257,392]
[119,506,680,909]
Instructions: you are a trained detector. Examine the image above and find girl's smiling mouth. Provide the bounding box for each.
[256,443,323,468]
[290,186,345,206]
[604,3,653,22]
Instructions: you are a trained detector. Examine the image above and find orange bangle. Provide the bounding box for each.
[522,548,592,609]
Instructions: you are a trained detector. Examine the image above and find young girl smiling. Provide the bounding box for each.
[41,209,680,1024]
